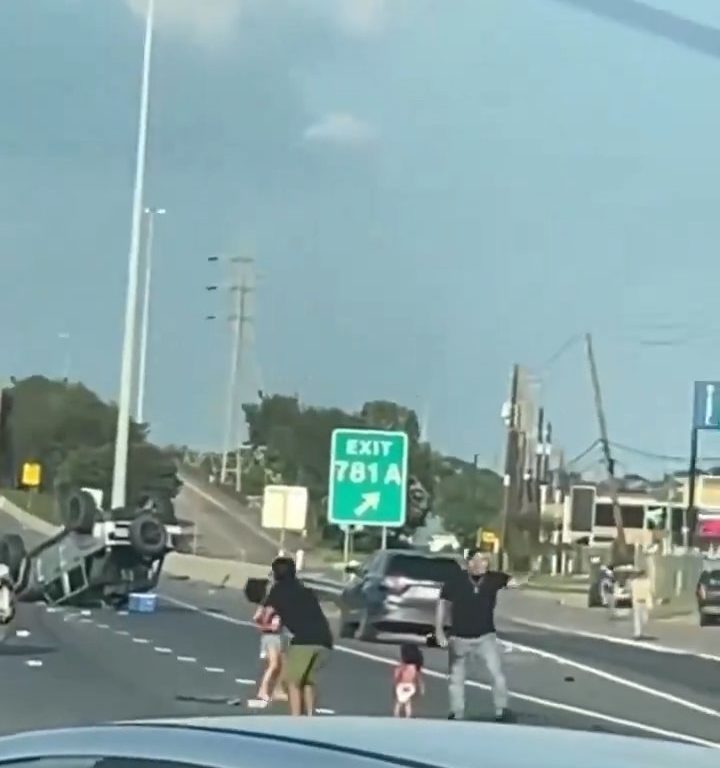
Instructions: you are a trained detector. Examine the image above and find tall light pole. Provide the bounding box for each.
[137,206,166,424]
[111,0,155,511]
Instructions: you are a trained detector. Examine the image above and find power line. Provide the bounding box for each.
[610,440,720,464]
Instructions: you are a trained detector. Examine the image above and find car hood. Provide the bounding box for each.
[126,716,719,768]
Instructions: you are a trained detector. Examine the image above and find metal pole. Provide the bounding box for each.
[381,527,387,550]
[685,427,698,549]
[111,0,155,510]
[498,364,519,570]
[137,207,165,424]
[220,285,242,485]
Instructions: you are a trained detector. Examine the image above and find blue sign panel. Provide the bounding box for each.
[693,381,720,429]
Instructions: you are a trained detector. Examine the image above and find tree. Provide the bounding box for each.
[239,394,483,540]
[1,376,178,507]
[433,459,502,546]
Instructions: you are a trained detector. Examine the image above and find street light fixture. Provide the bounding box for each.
[110,0,155,511]
[136,206,166,424]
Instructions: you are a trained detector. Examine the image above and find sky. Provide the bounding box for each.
[3,0,720,475]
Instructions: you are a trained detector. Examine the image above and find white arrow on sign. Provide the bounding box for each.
[706,384,716,426]
[354,491,381,517]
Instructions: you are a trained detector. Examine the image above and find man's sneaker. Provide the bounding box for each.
[247,696,270,710]
[447,713,456,720]
[495,708,511,722]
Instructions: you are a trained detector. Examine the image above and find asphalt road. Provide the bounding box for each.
[174,478,284,564]
[1,511,719,749]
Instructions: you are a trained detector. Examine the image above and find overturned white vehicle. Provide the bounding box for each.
[0,489,181,610]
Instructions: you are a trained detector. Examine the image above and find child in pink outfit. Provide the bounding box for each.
[393,643,424,718]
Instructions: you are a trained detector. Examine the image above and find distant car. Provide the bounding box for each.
[338,548,463,641]
[696,565,720,627]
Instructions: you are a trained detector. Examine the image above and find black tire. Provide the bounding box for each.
[338,609,356,639]
[700,610,710,627]
[128,512,167,559]
[355,609,377,642]
[0,533,26,582]
[61,490,97,534]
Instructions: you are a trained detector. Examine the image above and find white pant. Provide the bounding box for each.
[632,601,648,638]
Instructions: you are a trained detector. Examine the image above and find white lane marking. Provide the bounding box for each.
[80,610,92,617]
[117,611,128,616]
[15,629,30,638]
[177,656,197,663]
[79,618,93,624]
[504,615,720,662]
[316,708,335,715]
[133,638,150,644]
[204,666,225,673]
[45,606,62,614]
[97,623,110,629]
[25,660,43,668]
[235,678,255,685]
[115,629,130,636]
[162,593,720,750]
[505,638,720,718]
[154,646,173,654]
[182,479,279,548]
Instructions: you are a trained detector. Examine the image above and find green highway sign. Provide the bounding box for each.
[328,428,409,527]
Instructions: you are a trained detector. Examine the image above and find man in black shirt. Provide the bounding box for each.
[435,549,515,721]
[264,556,333,716]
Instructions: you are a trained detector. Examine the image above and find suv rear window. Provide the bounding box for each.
[386,555,462,582]
[703,570,720,586]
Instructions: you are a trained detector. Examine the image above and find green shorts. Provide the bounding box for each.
[284,644,329,687]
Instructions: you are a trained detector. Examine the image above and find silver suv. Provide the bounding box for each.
[338,549,463,642]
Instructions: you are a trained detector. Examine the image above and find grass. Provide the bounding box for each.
[1,488,58,524]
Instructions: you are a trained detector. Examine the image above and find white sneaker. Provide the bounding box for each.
[247,697,270,709]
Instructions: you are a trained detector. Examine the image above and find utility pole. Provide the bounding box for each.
[584,333,628,562]
[498,364,520,570]
[214,257,253,493]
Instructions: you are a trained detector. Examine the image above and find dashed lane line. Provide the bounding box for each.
[160,593,720,750]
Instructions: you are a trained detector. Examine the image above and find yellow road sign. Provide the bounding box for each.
[21,462,41,488]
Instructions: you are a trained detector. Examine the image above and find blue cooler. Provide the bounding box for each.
[128,592,158,614]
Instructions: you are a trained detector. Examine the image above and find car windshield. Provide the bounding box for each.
[386,555,462,582]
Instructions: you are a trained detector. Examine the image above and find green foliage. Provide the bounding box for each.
[237,394,501,539]
[2,375,179,507]
[433,458,502,545]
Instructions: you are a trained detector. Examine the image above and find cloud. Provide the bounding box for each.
[126,0,393,46]
[303,112,377,147]
[126,0,249,45]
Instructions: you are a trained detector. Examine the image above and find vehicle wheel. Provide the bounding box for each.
[61,490,97,534]
[700,610,710,627]
[128,512,167,559]
[0,533,26,582]
[338,609,357,639]
[355,610,377,642]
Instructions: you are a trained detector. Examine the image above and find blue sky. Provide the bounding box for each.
[3,0,720,474]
